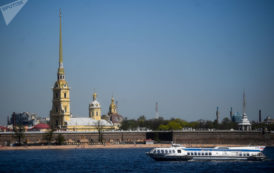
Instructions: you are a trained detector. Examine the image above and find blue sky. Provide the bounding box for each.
[0,0,273,125]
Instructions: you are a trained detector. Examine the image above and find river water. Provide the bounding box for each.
[0,147,273,172]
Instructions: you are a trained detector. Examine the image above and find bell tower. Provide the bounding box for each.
[50,9,71,129]
[108,96,117,115]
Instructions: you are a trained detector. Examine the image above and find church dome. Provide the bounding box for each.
[89,100,101,108]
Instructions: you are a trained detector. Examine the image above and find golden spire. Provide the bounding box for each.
[93,92,97,101]
[57,9,64,80]
[59,9,63,67]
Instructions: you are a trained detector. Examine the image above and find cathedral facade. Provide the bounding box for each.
[49,10,119,131]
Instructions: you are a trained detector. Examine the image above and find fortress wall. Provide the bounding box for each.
[173,131,274,146]
[0,131,273,146]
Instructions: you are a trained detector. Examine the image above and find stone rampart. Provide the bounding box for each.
[0,131,273,146]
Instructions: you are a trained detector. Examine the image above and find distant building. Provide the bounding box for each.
[238,91,251,131]
[264,116,274,125]
[7,112,39,128]
[230,107,233,121]
[216,107,219,124]
[231,112,242,123]
[0,126,10,132]
[259,110,262,123]
[31,123,50,132]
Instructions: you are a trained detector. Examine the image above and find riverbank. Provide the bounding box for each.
[0,144,252,151]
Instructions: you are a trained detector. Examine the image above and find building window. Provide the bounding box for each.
[56,93,58,99]
[177,150,181,153]
[64,106,67,112]
[96,112,98,116]
[56,107,58,113]
[64,93,66,98]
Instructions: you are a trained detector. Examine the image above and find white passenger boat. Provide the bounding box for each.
[146,144,266,161]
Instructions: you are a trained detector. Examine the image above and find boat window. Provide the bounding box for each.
[205,153,208,156]
[198,152,200,156]
[247,153,249,156]
[209,152,212,156]
[239,153,242,157]
[187,152,190,155]
[177,150,181,153]
[157,150,160,154]
[243,153,246,157]
[161,150,164,154]
[194,152,197,156]
[173,150,175,153]
[202,153,204,156]
[191,152,193,155]
[153,150,157,154]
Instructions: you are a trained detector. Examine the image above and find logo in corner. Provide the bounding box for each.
[0,0,28,26]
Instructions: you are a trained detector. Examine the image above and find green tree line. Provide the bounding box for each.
[121,116,239,131]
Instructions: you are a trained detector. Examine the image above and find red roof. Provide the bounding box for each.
[32,123,50,129]
[0,126,10,131]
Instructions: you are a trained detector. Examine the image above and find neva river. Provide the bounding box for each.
[0,147,273,173]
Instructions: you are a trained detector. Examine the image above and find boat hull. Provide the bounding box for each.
[146,153,192,161]
[147,153,264,161]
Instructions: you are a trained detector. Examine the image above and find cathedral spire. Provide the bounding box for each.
[57,9,64,80]
[59,9,63,68]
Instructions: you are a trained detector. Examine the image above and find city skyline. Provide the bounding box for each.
[0,0,274,125]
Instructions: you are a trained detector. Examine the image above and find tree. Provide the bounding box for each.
[167,120,182,130]
[13,124,25,146]
[158,124,169,130]
[43,129,55,145]
[137,115,146,127]
[120,118,138,130]
[55,134,65,145]
[96,120,103,143]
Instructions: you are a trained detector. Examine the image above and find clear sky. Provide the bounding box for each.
[0,0,273,125]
